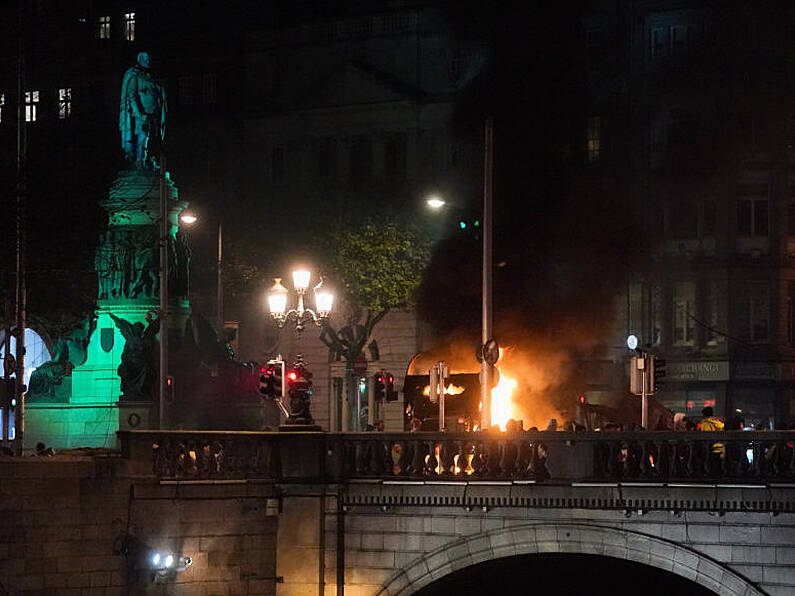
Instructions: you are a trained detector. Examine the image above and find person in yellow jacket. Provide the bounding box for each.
[699,406,725,473]
[699,406,724,432]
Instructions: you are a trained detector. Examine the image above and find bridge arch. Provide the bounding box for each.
[377,522,764,596]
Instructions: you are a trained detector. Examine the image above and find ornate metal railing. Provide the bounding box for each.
[119,430,795,483]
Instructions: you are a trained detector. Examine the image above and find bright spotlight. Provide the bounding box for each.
[164,554,174,568]
[151,553,160,566]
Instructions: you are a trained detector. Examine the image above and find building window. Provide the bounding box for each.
[178,76,194,108]
[787,203,795,236]
[586,116,601,163]
[98,15,110,39]
[58,87,72,119]
[706,281,725,346]
[673,282,696,346]
[384,134,407,181]
[670,25,690,55]
[25,91,39,122]
[737,199,768,236]
[650,27,667,59]
[0,93,4,123]
[271,147,284,183]
[737,283,769,343]
[700,200,716,236]
[123,12,135,41]
[350,136,373,184]
[788,282,795,345]
[449,53,465,85]
[318,138,337,181]
[202,74,216,105]
[669,200,697,239]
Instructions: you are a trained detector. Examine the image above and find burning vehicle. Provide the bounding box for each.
[404,345,673,432]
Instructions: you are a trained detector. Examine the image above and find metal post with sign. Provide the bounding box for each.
[627,335,649,428]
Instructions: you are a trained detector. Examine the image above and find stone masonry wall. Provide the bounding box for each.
[282,489,795,596]
[0,456,278,596]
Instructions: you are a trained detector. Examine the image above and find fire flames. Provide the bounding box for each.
[486,347,564,431]
[490,373,517,431]
[422,383,465,399]
[409,343,566,431]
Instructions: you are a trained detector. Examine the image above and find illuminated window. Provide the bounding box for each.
[123,12,135,41]
[202,74,216,104]
[0,93,4,123]
[586,116,601,163]
[673,282,696,346]
[737,199,768,236]
[25,90,39,122]
[98,15,110,39]
[737,283,769,343]
[58,87,72,119]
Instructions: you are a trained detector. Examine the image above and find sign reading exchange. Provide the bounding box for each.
[666,361,729,382]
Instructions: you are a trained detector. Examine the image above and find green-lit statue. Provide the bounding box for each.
[120,52,167,167]
[110,312,160,399]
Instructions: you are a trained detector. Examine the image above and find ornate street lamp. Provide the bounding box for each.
[267,270,334,332]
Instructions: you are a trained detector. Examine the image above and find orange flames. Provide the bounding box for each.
[409,342,566,432]
[422,383,465,399]
[490,372,517,430]
[487,347,564,431]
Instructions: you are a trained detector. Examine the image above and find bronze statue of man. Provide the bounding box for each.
[119,52,167,166]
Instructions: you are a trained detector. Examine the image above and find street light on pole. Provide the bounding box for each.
[179,211,224,334]
[267,269,334,332]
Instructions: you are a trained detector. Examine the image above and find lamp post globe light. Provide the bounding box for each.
[267,270,334,332]
[267,270,333,430]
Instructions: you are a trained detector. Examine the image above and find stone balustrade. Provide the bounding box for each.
[120,430,795,484]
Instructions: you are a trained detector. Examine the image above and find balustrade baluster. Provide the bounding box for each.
[409,439,425,478]
[486,439,501,478]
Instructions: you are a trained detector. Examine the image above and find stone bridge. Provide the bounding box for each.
[2,430,795,595]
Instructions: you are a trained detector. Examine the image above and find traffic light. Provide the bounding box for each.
[259,364,275,397]
[270,359,285,398]
[374,373,386,400]
[385,372,398,402]
[166,376,175,403]
[651,356,666,393]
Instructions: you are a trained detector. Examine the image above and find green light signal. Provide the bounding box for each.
[459,221,467,229]
[474,220,480,227]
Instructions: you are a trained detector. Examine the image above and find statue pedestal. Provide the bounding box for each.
[65,168,189,445]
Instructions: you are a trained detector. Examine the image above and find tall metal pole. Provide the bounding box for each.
[3,297,11,444]
[216,219,223,333]
[159,162,168,429]
[481,117,494,430]
[641,353,648,430]
[15,0,27,455]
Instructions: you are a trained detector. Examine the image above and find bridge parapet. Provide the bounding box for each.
[120,430,795,485]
